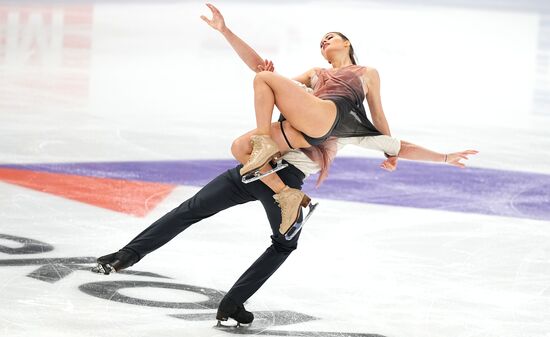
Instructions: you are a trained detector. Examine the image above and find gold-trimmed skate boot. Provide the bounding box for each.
[240,135,281,176]
[273,186,312,235]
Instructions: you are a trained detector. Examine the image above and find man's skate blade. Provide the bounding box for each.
[284,202,319,241]
[241,162,288,184]
[215,319,251,330]
[90,263,115,275]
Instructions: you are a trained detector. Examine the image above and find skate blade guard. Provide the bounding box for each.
[284,202,319,240]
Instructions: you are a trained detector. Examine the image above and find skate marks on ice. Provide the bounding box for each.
[0,233,387,337]
[0,256,169,284]
[179,312,384,337]
[175,310,316,330]
[213,325,386,337]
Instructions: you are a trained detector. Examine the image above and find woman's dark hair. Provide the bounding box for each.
[330,32,357,65]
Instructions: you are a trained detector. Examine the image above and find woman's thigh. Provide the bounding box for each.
[256,71,337,138]
[234,121,309,154]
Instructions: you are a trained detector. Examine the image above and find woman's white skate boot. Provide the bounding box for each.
[240,135,287,183]
[274,186,318,240]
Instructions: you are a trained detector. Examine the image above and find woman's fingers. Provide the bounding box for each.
[380,157,397,171]
[207,3,219,13]
[445,150,478,168]
[201,3,225,30]
[200,15,216,29]
[205,3,215,16]
[207,3,223,17]
[204,3,220,19]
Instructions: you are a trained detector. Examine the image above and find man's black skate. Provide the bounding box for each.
[215,296,254,327]
[91,250,139,274]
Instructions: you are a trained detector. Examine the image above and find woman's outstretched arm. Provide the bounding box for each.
[380,140,478,171]
[398,141,478,167]
[341,136,477,171]
[201,3,272,73]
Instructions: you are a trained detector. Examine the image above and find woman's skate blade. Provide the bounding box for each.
[241,160,288,184]
[284,202,319,240]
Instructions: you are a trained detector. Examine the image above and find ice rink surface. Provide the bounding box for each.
[1,1,549,337]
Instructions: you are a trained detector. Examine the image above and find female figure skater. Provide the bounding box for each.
[201,3,477,236]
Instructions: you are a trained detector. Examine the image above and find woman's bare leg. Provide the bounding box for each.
[239,71,333,176]
[253,71,337,138]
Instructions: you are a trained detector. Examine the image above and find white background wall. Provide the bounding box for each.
[0,1,548,171]
[87,2,540,127]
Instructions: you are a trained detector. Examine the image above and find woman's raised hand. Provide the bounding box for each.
[380,156,398,172]
[444,150,479,168]
[200,3,226,32]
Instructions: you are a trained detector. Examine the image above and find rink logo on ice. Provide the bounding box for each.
[0,233,385,337]
[0,5,93,104]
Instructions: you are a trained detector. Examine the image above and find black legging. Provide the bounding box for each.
[120,162,305,304]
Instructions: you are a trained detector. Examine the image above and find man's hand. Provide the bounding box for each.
[257,59,275,72]
[200,3,226,32]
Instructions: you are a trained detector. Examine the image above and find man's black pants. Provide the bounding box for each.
[120,162,305,304]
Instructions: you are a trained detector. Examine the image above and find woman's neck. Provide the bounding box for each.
[329,54,353,69]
